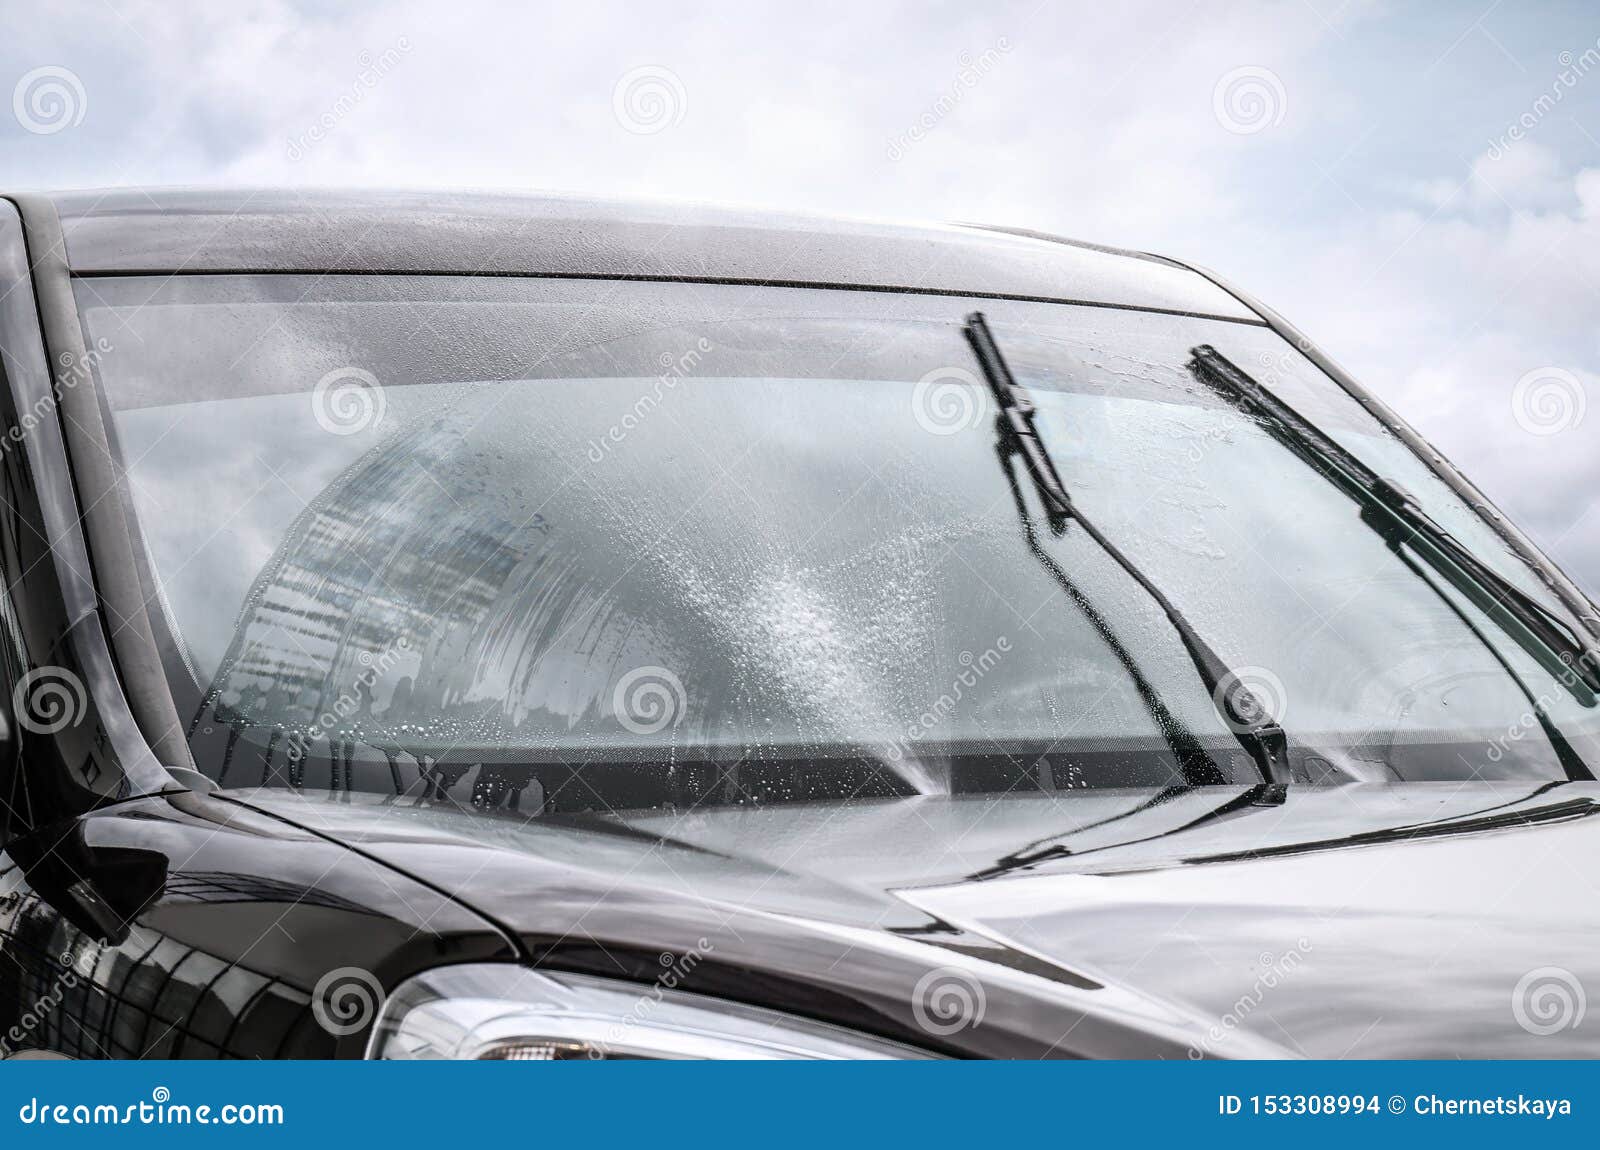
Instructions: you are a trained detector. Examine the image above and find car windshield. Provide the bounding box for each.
[74,273,1600,811]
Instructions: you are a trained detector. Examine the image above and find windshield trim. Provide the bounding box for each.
[69,267,1274,329]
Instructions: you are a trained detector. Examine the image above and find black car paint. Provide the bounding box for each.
[235,781,1600,1058]
[1,793,511,1058]
[7,781,1598,1058]
[0,192,1596,1060]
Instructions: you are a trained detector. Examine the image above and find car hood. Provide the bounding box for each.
[233,780,1600,1058]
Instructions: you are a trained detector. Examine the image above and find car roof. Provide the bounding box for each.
[30,187,1257,321]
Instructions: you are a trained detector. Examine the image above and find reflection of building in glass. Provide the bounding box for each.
[194,418,536,751]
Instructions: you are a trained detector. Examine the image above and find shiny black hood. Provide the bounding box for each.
[233,781,1600,1058]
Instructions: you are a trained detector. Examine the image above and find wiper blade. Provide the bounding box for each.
[964,313,1290,784]
[1188,345,1600,708]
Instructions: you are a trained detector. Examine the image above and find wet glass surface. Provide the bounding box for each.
[74,275,1600,806]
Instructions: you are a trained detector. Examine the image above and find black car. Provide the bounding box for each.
[0,189,1596,1060]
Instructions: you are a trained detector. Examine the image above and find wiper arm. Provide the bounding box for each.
[964,313,1290,784]
[987,443,1232,788]
[1391,545,1593,780]
[1188,345,1600,708]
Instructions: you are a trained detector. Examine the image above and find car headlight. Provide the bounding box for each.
[367,964,938,1060]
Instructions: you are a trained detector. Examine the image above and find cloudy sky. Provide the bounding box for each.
[4,0,1599,593]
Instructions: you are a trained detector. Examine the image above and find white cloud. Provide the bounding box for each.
[1,0,1595,593]
[1471,139,1570,211]
[1262,160,1600,591]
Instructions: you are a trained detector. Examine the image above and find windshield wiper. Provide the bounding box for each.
[1188,345,1600,708]
[1390,545,1593,780]
[964,313,1290,784]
